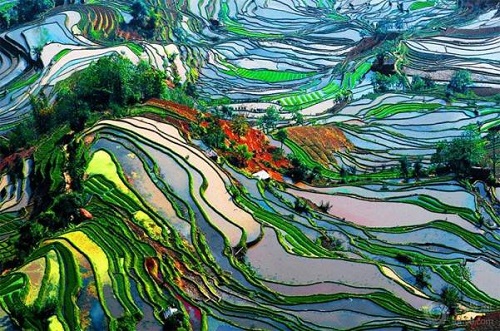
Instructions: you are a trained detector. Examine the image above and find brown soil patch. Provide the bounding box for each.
[83,134,95,146]
[287,126,352,166]
[0,148,34,173]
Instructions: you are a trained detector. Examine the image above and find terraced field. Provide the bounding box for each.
[0,0,499,330]
[2,115,499,330]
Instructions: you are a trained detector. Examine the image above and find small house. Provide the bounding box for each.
[252,170,271,181]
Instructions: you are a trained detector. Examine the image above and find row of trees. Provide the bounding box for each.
[431,129,487,178]
[262,127,487,183]
[214,104,303,128]
[399,156,423,181]
[0,55,165,156]
[373,72,437,93]
[394,130,487,181]
[372,72,407,92]
[372,65,472,96]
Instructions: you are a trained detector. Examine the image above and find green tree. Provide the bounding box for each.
[67,139,87,191]
[6,118,37,152]
[202,121,226,149]
[30,94,54,134]
[36,211,60,231]
[448,70,472,94]
[70,106,91,132]
[77,55,138,109]
[275,128,287,149]
[399,156,410,181]
[56,54,165,118]
[286,154,311,182]
[136,60,165,101]
[258,106,281,133]
[311,165,322,182]
[51,193,83,225]
[130,0,148,26]
[0,137,11,156]
[217,105,233,119]
[232,144,253,167]
[17,0,54,23]
[294,197,309,213]
[415,267,430,288]
[319,234,343,250]
[440,286,461,316]
[162,86,195,108]
[338,89,353,102]
[16,222,46,257]
[0,6,19,30]
[372,72,405,92]
[413,157,423,180]
[53,82,91,131]
[411,75,426,91]
[183,81,197,98]
[291,109,304,125]
[8,155,24,181]
[271,147,284,161]
[431,130,487,177]
[116,312,142,331]
[423,75,435,89]
[231,115,249,136]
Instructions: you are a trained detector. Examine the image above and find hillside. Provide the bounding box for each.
[0,1,499,330]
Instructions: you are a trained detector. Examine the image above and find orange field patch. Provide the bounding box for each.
[141,101,289,179]
[220,120,289,180]
[116,29,143,41]
[287,126,352,166]
[145,98,198,122]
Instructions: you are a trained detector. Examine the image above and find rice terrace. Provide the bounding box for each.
[1,0,500,330]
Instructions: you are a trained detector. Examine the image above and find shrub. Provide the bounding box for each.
[395,253,413,264]
[294,198,308,213]
[448,70,472,94]
[318,201,332,213]
[415,267,430,288]
[320,235,344,251]
[411,75,426,91]
[440,286,461,316]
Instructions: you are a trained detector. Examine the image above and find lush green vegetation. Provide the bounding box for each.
[1,55,165,155]
[257,106,281,133]
[221,60,314,83]
[0,0,54,29]
[432,130,488,178]
[1,1,500,330]
[447,70,473,95]
[127,0,160,38]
